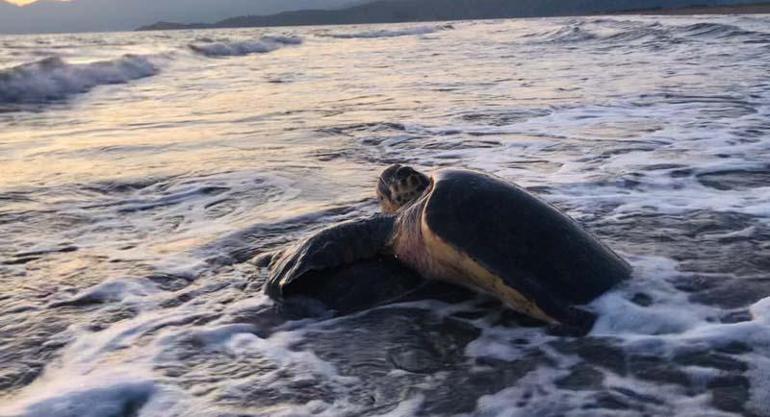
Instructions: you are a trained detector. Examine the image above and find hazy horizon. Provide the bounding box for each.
[0,0,766,35]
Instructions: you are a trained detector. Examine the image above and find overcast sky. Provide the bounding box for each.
[0,0,360,34]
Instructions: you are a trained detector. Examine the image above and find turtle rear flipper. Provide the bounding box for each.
[264,214,396,299]
[546,306,598,337]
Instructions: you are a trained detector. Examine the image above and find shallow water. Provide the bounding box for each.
[1,15,770,417]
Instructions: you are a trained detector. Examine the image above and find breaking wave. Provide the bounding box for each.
[188,35,302,57]
[528,20,769,46]
[675,22,760,39]
[323,24,452,39]
[0,54,159,104]
[538,24,599,43]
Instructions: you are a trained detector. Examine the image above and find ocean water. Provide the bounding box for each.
[1,15,770,417]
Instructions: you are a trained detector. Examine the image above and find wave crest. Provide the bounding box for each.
[323,24,452,39]
[676,22,758,39]
[188,35,302,57]
[540,24,598,43]
[525,20,768,46]
[0,54,159,104]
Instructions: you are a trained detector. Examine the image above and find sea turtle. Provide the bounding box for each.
[264,165,631,332]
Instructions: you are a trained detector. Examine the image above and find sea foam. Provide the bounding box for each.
[188,35,302,57]
[0,55,159,104]
[323,24,451,39]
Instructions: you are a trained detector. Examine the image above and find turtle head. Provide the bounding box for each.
[377,164,430,213]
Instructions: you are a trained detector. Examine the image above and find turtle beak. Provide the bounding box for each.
[376,164,431,215]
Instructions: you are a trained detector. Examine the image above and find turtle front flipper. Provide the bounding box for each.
[253,250,285,269]
[264,214,396,299]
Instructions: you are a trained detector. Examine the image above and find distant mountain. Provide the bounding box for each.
[137,21,211,31]
[136,0,770,31]
[1,0,766,34]
[0,0,363,34]
[627,1,770,12]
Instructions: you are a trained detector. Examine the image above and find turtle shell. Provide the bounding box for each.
[421,169,631,320]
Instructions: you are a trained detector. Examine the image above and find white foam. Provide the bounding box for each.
[370,395,424,417]
[323,25,449,39]
[50,277,155,307]
[454,251,770,415]
[748,349,770,417]
[261,35,304,45]
[10,380,157,417]
[0,373,206,417]
[590,256,718,336]
[464,370,574,417]
[749,296,770,323]
[0,55,160,104]
[222,328,348,382]
[189,35,302,57]
[461,353,742,417]
[0,285,235,416]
